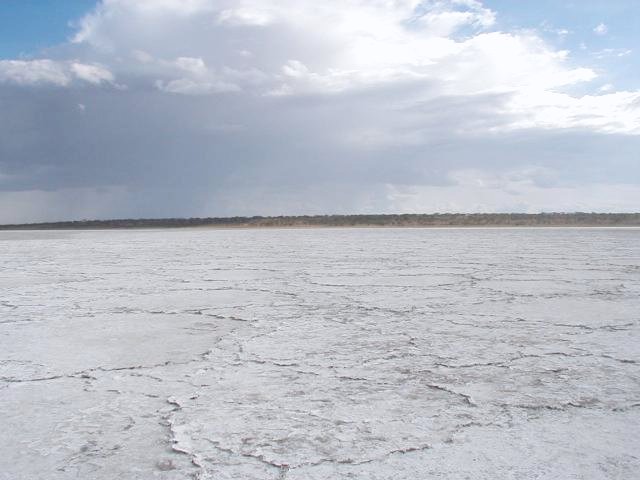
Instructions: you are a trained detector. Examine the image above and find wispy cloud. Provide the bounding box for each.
[593,23,608,36]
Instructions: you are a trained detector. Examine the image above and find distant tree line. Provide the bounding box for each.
[1,213,639,230]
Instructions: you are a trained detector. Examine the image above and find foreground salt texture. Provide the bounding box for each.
[1,228,639,479]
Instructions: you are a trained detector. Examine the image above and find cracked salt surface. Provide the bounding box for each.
[1,228,639,479]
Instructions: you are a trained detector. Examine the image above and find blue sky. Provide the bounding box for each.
[485,0,639,89]
[0,1,638,221]
[0,0,96,58]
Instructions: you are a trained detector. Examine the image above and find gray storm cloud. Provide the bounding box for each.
[0,0,639,223]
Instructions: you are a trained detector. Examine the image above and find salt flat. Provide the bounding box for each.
[1,228,639,479]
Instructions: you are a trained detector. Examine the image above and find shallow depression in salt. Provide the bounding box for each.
[1,228,639,479]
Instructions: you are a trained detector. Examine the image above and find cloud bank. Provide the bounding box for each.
[1,0,638,222]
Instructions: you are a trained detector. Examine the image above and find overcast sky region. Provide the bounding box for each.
[0,0,639,223]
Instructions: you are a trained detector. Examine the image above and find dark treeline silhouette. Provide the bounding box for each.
[1,213,639,230]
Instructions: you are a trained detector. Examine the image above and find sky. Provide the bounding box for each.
[0,0,638,223]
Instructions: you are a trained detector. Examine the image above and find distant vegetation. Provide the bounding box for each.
[1,213,639,230]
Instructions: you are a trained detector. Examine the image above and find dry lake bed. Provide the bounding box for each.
[1,227,639,479]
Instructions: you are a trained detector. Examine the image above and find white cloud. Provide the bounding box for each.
[154,56,242,94]
[505,90,640,135]
[73,0,214,44]
[62,1,602,100]
[593,23,608,36]
[217,7,274,26]
[0,59,70,86]
[0,59,117,87]
[4,1,639,134]
[173,57,208,75]
[71,62,115,84]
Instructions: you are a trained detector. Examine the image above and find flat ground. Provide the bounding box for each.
[1,228,639,479]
